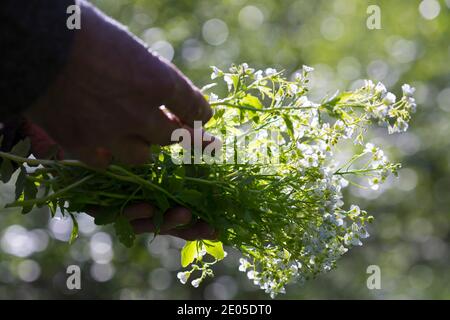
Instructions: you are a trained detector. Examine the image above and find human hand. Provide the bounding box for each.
[23,120,217,241]
[122,203,217,240]
[25,0,212,168]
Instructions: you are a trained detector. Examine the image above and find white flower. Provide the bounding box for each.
[294,72,303,81]
[402,84,415,97]
[344,233,363,246]
[211,66,222,79]
[358,227,370,239]
[407,96,417,113]
[177,272,190,284]
[335,214,344,226]
[396,118,409,132]
[191,278,202,288]
[363,80,375,90]
[247,270,258,280]
[289,264,298,274]
[351,237,363,246]
[369,177,380,190]
[339,178,349,188]
[239,258,251,272]
[373,148,385,161]
[302,65,314,73]
[288,83,299,95]
[349,205,361,218]
[343,126,354,139]
[209,93,218,103]
[224,74,234,91]
[334,120,344,130]
[375,82,387,95]
[375,104,389,117]
[297,96,319,108]
[265,68,277,76]
[364,143,376,154]
[383,92,396,105]
[254,70,263,80]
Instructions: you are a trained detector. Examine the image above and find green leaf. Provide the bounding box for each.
[20,179,38,215]
[150,144,161,155]
[174,166,185,179]
[283,115,294,137]
[15,167,26,200]
[114,215,135,248]
[10,138,31,157]
[49,200,57,217]
[242,94,263,109]
[154,193,170,212]
[24,179,38,201]
[58,199,66,216]
[69,213,79,244]
[177,189,203,207]
[21,205,34,215]
[0,159,14,183]
[251,115,260,124]
[168,175,184,193]
[203,240,225,260]
[153,209,164,234]
[231,74,240,91]
[181,240,199,267]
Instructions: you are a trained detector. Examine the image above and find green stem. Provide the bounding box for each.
[93,191,143,200]
[209,101,306,113]
[334,168,380,175]
[107,165,185,206]
[0,151,55,166]
[0,151,93,170]
[6,174,95,208]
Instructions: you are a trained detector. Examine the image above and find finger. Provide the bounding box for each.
[130,219,154,234]
[134,49,212,126]
[164,72,213,127]
[110,135,150,165]
[123,202,155,221]
[108,209,218,240]
[130,207,192,234]
[184,126,221,151]
[166,221,217,241]
[69,146,112,169]
[160,207,192,231]
[141,108,182,146]
[22,119,64,159]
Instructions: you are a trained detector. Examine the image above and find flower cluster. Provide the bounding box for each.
[174,64,415,297]
[360,80,416,134]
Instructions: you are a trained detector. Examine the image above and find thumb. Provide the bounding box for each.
[22,119,64,160]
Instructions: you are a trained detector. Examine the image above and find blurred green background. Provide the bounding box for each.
[1,0,449,299]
